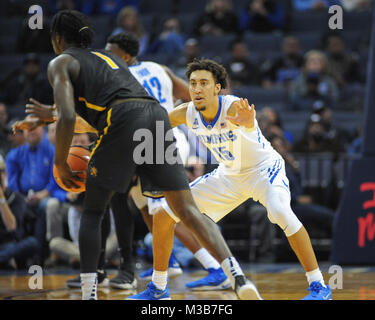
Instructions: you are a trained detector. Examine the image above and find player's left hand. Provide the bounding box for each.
[225,98,255,129]
[11,115,44,133]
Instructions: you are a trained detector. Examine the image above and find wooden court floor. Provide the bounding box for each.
[1,264,375,300]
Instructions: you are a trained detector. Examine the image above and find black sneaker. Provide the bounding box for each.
[66,270,109,289]
[109,269,137,290]
[234,275,263,300]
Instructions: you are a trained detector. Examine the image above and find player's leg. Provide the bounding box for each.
[109,191,137,290]
[174,221,230,290]
[262,180,331,300]
[163,189,262,299]
[78,181,115,300]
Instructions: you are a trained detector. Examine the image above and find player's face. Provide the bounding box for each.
[189,70,220,112]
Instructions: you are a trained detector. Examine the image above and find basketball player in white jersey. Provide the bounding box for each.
[105,33,232,290]
[129,59,332,300]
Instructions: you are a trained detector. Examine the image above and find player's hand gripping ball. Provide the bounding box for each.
[53,146,90,192]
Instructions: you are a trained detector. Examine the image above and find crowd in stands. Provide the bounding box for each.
[0,0,371,268]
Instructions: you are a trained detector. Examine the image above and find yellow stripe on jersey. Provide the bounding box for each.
[90,108,113,160]
[91,51,119,70]
[78,97,106,111]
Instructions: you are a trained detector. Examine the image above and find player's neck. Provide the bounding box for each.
[128,57,138,66]
[199,96,220,123]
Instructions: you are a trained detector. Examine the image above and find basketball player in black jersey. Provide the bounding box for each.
[48,10,259,300]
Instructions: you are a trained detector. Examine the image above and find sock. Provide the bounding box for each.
[221,257,245,288]
[81,273,98,300]
[152,270,168,291]
[306,268,326,287]
[194,248,221,270]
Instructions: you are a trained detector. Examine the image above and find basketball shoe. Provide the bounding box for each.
[126,282,171,300]
[302,281,332,300]
[66,269,109,288]
[234,275,263,300]
[185,268,231,290]
[109,269,137,290]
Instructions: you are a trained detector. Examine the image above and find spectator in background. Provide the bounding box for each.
[312,100,352,149]
[0,54,53,120]
[261,36,304,88]
[0,103,11,158]
[172,38,202,79]
[111,6,149,56]
[239,0,285,33]
[292,0,342,11]
[258,107,295,147]
[0,155,39,270]
[224,38,261,88]
[148,17,185,59]
[322,32,362,87]
[5,126,62,265]
[292,113,345,156]
[81,0,139,15]
[289,50,339,110]
[341,0,372,11]
[193,0,239,36]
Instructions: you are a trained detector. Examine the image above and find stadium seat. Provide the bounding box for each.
[289,11,330,33]
[290,32,323,52]
[243,32,283,53]
[199,34,238,57]
[232,86,289,110]
[139,0,175,14]
[177,13,199,37]
[91,15,112,40]
[177,0,207,14]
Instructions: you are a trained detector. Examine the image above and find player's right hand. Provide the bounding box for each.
[26,98,56,123]
[54,162,85,190]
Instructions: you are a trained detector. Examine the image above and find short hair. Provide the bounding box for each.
[50,10,94,48]
[185,59,228,89]
[106,32,140,57]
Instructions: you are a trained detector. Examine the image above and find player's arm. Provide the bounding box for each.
[226,98,256,131]
[47,54,83,189]
[168,102,188,128]
[161,65,191,101]
[26,98,96,133]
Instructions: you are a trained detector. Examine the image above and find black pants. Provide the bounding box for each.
[110,191,135,274]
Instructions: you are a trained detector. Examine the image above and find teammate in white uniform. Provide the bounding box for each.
[130,59,332,300]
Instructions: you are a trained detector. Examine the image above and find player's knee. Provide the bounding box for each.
[266,190,302,237]
[175,204,201,228]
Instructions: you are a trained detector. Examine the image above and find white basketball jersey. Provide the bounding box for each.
[129,61,189,165]
[128,61,174,112]
[186,95,279,173]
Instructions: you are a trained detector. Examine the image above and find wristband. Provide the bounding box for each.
[0,198,6,205]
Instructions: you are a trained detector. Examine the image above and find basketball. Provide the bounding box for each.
[53,146,91,193]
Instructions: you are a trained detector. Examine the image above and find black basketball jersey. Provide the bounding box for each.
[62,47,155,131]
